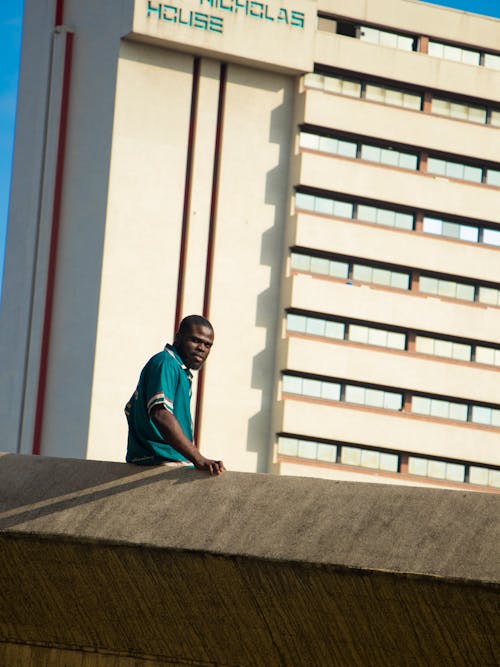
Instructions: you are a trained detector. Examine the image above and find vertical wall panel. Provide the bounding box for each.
[200,64,294,472]
[85,43,193,462]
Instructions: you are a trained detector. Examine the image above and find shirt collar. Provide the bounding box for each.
[164,344,193,381]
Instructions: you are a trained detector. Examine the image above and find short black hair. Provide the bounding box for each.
[178,314,213,335]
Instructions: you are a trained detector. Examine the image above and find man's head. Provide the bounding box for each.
[174,315,214,370]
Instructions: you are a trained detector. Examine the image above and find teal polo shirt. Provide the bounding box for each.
[125,345,193,464]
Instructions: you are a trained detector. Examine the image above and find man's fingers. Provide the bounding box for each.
[210,460,224,475]
[200,459,224,474]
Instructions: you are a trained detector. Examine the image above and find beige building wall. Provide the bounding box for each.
[1,0,499,492]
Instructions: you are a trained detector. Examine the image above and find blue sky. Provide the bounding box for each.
[0,0,499,293]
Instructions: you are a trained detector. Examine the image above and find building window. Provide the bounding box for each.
[291,250,411,291]
[483,52,500,70]
[415,336,472,362]
[360,143,418,170]
[347,324,406,350]
[277,435,500,488]
[304,72,363,98]
[305,70,500,128]
[471,405,500,427]
[475,346,500,368]
[291,248,500,309]
[490,110,500,128]
[299,132,357,158]
[428,40,480,65]
[344,384,403,410]
[282,374,342,401]
[287,309,500,369]
[359,25,416,51]
[364,83,422,110]
[408,456,465,482]
[428,40,500,72]
[295,190,414,230]
[419,275,475,302]
[282,373,500,426]
[411,395,468,421]
[319,17,417,52]
[299,130,500,188]
[278,436,338,463]
[486,169,500,187]
[300,131,418,171]
[357,204,414,230]
[291,252,350,279]
[351,263,410,289]
[412,395,500,427]
[431,97,487,124]
[422,216,479,243]
[478,286,500,307]
[286,312,346,340]
[295,191,500,249]
[295,191,354,219]
[282,374,403,411]
[422,216,500,247]
[340,446,399,471]
[427,157,483,184]
[469,466,500,488]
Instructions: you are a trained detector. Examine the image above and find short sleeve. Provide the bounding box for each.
[144,353,179,416]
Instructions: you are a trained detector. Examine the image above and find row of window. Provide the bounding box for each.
[277,435,500,488]
[423,217,500,246]
[294,191,500,247]
[300,131,418,169]
[290,250,500,307]
[428,40,500,70]
[291,251,409,288]
[281,373,500,427]
[320,17,500,73]
[304,72,500,127]
[299,130,500,187]
[286,312,500,367]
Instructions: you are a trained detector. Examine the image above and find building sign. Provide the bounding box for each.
[129,0,316,74]
[145,1,306,34]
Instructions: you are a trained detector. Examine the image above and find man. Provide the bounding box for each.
[125,315,224,475]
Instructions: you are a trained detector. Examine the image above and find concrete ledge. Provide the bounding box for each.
[0,453,498,665]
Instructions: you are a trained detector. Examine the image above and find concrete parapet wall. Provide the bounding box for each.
[0,453,498,665]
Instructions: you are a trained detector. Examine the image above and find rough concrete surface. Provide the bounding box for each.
[0,452,498,665]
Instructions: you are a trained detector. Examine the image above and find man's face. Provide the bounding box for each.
[175,323,214,370]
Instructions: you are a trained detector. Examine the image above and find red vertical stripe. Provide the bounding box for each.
[175,57,200,335]
[32,31,74,455]
[55,0,65,26]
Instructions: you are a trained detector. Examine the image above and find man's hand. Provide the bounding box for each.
[192,454,225,476]
[151,406,224,475]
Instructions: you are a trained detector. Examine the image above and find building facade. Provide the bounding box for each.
[1,0,499,492]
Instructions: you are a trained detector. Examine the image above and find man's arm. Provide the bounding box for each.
[151,406,224,475]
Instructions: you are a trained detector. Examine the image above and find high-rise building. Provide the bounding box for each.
[1,0,499,493]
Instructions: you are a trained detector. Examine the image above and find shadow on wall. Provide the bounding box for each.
[246,80,295,472]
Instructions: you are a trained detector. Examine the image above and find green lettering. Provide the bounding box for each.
[177,7,190,24]
[276,7,288,24]
[234,0,247,12]
[249,1,263,18]
[162,4,177,21]
[147,2,162,18]
[193,11,209,29]
[290,10,304,28]
[264,4,274,21]
[209,15,224,32]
